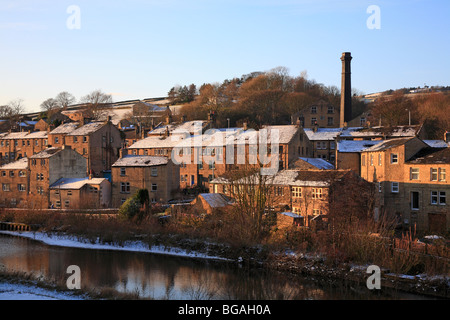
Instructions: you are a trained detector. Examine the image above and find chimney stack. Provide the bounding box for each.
[340,52,352,128]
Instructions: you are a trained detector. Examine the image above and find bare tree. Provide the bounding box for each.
[55,91,76,109]
[80,90,113,120]
[40,98,59,113]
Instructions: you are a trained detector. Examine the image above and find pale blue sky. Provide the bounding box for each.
[1,0,449,113]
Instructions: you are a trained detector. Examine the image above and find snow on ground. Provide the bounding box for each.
[0,230,230,261]
[0,281,85,300]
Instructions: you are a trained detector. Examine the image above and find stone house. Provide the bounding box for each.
[189,193,234,214]
[28,146,88,209]
[291,100,340,129]
[359,136,449,232]
[0,131,49,165]
[49,177,111,209]
[111,155,180,207]
[209,169,366,228]
[63,120,123,177]
[0,157,29,208]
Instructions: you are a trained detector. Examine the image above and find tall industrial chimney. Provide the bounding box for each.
[340,52,352,128]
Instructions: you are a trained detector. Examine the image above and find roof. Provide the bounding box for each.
[337,140,384,153]
[66,122,105,136]
[50,177,108,190]
[0,131,48,140]
[0,157,28,170]
[149,120,207,136]
[49,122,80,135]
[362,137,413,152]
[279,211,303,218]
[340,125,421,138]
[129,125,300,150]
[303,128,342,141]
[112,155,169,167]
[197,193,233,208]
[297,157,335,169]
[424,140,449,148]
[407,147,450,164]
[211,169,350,187]
[29,147,62,159]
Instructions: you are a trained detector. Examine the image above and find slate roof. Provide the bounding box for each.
[50,177,107,190]
[407,147,450,164]
[112,155,169,167]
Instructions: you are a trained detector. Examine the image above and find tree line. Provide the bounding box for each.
[173,66,366,129]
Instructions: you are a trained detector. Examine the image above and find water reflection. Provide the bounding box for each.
[0,234,426,300]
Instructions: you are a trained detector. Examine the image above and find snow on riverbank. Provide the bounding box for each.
[0,230,231,261]
[0,281,86,300]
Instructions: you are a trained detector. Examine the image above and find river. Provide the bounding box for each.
[0,233,432,300]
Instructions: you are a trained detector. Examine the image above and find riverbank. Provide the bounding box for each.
[1,230,448,299]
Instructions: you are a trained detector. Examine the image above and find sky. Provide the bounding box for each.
[1,0,449,114]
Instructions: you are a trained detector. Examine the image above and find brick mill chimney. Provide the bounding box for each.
[340,52,352,128]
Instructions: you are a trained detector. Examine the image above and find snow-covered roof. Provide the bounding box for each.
[112,155,169,167]
[337,140,384,153]
[0,157,28,170]
[298,157,335,169]
[211,169,349,188]
[0,131,48,140]
[279,211,303,218]
[303,128,342,141]
[29,147,62,159]
[50,177,107,190]
[149,120,207,136]
[340,125,420,138]
[362,137,413,152]
[66,122,105,136]
[197,193,233,208]
[423,140,449,148]
[49,122,80,135]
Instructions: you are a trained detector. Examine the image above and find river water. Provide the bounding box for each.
[0,234,431,300]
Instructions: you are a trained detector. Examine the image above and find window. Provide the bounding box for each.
[411,191,419,210]
[313,209,322,215]
[439,191,446,205]
[151,183,157,192]
[312,188,323,199]
[208,161,215,170]
[378,154,382,166]
[83,136,87,143]
[54,137,59,144]
[362,155,366,166]
[67,190,72,196]
[292,187,302,198]
[391,182,399,193]
[37,187,44,195]
[275,187,284,196]
[120,182,130,193]
[430,168,438,181]
[327,117,334,126]
[198,162,203,170]
[439,168,446,181]
[360,117,366,126]
[73,136,78,143]
[9,171,14,177]
[120,168,126,176]
[410,168,419,180]
[311,106,317,114]
[390,153,398,164]
[311,118,317,126]
[2,184,10,191]
[431,191,438,205]
[19,171,26,177]
[327,106,334,114]
[378,182,382,193]
[370,154,374,166]
[330,141,335,150]
[151,167,158,177]
[65,200,70,208]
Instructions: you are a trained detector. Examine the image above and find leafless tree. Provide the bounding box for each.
[55,91,76,109]
[80,90,113,120]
